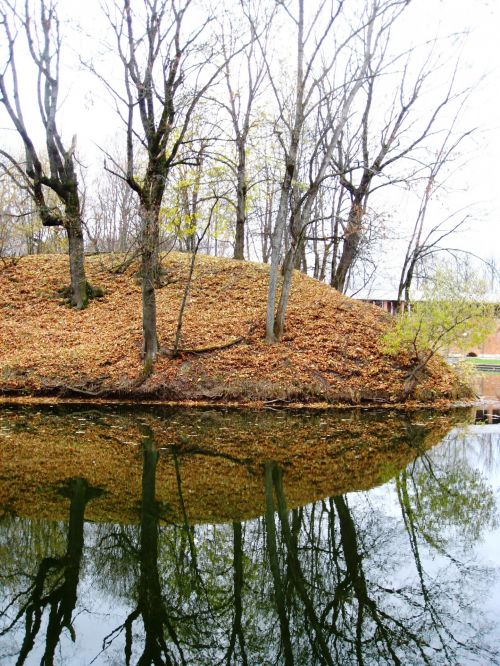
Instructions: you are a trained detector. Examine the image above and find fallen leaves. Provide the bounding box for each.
[0,252,470,405]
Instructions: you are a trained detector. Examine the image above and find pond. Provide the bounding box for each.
[0,404,499,665]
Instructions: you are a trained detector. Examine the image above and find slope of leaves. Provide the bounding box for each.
[0,253,471,405]
[0,406,472,524]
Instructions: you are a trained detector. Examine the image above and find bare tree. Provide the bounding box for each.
[215,0,273,261]
[262,0,344,342]
[330,42,468,295]
[265,0,398,341]
[99,0,238,365]
[0,0,89,308]
[396,116,474,307]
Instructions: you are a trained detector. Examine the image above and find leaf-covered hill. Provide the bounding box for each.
[0,253,469,405]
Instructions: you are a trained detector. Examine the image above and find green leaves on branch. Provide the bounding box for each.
[160,204,199,239]
[382,266,496,361]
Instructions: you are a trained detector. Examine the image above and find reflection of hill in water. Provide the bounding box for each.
[0,406,474,523]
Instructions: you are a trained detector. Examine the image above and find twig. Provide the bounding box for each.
[59,385,105,397]
[161,336,245,357]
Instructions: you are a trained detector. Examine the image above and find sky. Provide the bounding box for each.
[360,0,500,295]
[1,0,499,292]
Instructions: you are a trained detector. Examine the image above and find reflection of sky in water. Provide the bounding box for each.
[367,423,500,629]
[464,425,500,617]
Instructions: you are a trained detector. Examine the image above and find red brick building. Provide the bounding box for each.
[462,319,500,356]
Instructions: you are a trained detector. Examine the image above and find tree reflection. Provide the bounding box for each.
[259,450,499,665]
[264,462,439,665]
[264,463,294,665]
[0,416,499,665]
[399,442,498,548]
[0,478,100,665]
[100,424,189,665]
[394,452,499,664]
[225,521,249,665]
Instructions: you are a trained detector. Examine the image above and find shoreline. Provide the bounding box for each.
[0,393,483,412]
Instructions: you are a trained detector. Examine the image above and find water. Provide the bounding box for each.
[474,371,500,423]
[0,405,499,665]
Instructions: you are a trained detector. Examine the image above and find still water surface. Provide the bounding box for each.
[0,404,499,665]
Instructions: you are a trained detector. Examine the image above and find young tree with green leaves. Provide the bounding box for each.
[383,265,495,398]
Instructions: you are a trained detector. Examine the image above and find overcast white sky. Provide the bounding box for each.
[355,0,500,295]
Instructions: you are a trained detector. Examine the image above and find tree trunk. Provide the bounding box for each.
[265,0,304,343]
[138,425,172,664]
[264,463,294,665]
[273,202,307,340]
[140,206,160,363]
[331,200,363,293]
[66,215,88,310]
[293,237,306,271]
[233,141,247,260]
[329,206,341,287]
[266,186,290,343]
[397,262,414,312]
[274,246,295,339]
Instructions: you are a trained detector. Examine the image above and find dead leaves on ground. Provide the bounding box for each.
[0,253,467,404]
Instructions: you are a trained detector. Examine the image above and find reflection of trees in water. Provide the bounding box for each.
[0,478,100,665]
[395,467,496,660]
[1,426,499,665]
[92,424,251,665]
[400,461,497,548]
[260,464,498,666]
[433,425,500,478]
[95,425,190,664]
[90,433,499,664]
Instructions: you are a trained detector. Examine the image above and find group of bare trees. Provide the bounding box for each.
[0,0,478,362]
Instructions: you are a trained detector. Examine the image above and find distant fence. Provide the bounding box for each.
[475,364,500,373]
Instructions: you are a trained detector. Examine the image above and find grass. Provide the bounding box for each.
[465,357,500,366]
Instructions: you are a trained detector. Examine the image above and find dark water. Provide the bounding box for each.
[0,405,499,665]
